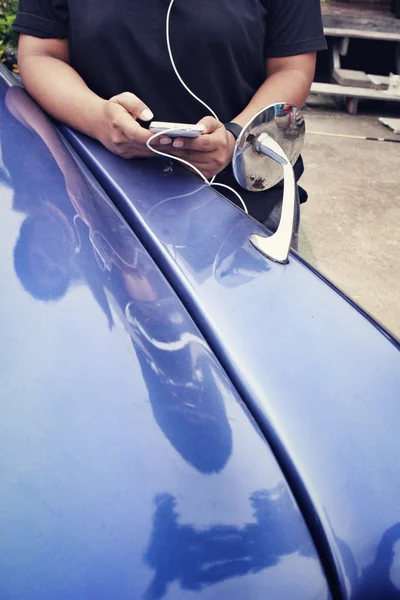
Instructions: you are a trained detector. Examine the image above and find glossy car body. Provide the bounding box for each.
[0,65,399,600]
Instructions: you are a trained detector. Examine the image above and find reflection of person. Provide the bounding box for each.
[13,207,76,301]
[1,87,114,321]
[125,297,233,474]
[0,87,81,300]
[2,86,233,474]
[144,485,314,600]
[14,0,326,227]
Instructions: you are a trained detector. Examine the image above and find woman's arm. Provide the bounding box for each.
[233,53,316,127]
[18,35,155,157]
[168,52,317,179]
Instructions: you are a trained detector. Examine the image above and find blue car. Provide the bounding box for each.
[1,64,400,600]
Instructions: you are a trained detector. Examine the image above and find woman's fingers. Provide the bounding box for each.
[167,121,235,178]
[166,147,225,165]
[99,99,154,158]
[109,92,154,122]
[197,115,220,134]
[97,92,156,158]
[172,116,223,151]
[173,134,220,152]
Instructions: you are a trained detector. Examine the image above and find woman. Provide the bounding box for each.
[13,0,326,227]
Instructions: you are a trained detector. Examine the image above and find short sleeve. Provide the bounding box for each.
[264,0,327,58]
[13,0,69,39]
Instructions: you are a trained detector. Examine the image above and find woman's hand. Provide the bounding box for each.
[165,116,236,179]
[95,92,155,159]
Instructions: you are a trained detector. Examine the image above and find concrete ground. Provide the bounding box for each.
[299,97,400,339]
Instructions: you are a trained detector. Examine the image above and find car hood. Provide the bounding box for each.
[61,120,400,600]
[0,69,331,599]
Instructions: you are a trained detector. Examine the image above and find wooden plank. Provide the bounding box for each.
[311,82,400,102]
[322,2,394,20]
[324,27,400,42]
[322,2,400,39]
[368,75,390,90]
[333,68,372,88]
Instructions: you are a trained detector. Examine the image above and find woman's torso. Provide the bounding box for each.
[67,0,268,123]
[65,0,304,222]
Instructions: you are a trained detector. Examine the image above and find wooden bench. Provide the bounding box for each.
[313,20,400,114]
[325,27,400,42]
[310,82,400,114]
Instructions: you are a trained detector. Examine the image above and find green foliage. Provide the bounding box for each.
[0,0,18,71]
[0,0,18,10]
[0,0,18,48]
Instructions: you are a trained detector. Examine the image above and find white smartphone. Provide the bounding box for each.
[149,121,206,138]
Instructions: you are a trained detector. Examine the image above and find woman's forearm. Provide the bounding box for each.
[19,47,105,139]
[18,36,155,160]
[233,70,311,126]
[233,54,316,127]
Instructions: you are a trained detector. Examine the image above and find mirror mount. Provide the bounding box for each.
[232,103,305,264]
[249,135,296,264]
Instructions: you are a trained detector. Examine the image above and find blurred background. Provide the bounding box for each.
[303,0,400,338]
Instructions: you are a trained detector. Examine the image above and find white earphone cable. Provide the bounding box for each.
[211,183,248,212]
[166,0,218,122]
[146,0,248,214]
[147,129,210,186]
[146,130,248,213]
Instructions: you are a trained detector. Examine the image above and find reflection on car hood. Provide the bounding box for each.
[61,118,400,600]
[0,68,331,599]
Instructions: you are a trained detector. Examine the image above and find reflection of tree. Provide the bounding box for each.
[333,523,400,599]
[144,485,314,600]
[359,523,400,599]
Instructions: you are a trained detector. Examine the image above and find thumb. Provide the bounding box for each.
[198,115,220,134]
[110,92,154,121]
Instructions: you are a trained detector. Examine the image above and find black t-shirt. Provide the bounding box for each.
[14,0,327,221]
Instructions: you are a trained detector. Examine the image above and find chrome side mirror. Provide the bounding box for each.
[232,103,305,264]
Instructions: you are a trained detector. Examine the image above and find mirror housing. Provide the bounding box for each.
[232,103,305,264]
